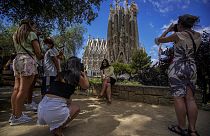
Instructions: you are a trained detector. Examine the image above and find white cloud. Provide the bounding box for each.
[195,26,210,34]
[149,22,154,28]
[145,0,191,13]
[161,19,178,31]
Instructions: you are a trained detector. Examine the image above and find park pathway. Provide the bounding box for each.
[0,87,209,136]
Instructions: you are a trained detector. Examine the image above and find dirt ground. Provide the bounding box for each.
[0,94,210,136]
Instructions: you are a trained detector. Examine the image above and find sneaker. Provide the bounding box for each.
[10,114,32,126]
[24,102,37,111]
[8,114,15,123]
[31,101,38,108]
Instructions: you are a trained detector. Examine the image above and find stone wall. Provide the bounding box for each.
[89,83,202,107]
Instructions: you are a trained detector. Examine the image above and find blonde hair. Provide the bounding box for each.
[14,20,35,44]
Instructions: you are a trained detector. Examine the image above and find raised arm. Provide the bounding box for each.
[155,24,179,45]
[79,72,89,90]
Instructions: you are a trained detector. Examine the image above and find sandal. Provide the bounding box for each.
[188,129,200,136]
[168,125,188,136]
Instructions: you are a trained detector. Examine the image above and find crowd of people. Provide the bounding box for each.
[3,13,209,136]
[6,19,116,135]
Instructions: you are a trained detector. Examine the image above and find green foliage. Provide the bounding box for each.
[89,77,101,84]
[117,80,141,86]
[112,62,134,76]
[54,24,86,57]
[131,49,152,73]
[0,0,104,32]
[0,23,17,56]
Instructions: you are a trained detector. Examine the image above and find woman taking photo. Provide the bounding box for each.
[98,59,116,104]
[37,57,89,136]
[9,19,43,126]
[155,14,201,136]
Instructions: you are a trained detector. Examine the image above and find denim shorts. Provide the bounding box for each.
[37,96,70,131]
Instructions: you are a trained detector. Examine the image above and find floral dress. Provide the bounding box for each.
[168,31,201,97]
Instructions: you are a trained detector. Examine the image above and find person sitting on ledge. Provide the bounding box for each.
[37,56,89,136]
[98,59,116,104]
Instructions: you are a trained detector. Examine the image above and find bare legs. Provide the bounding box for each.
[52,103,80,136]
[26,77,37,104]
[11,75,35,118]
[99,78,109,96]
[173,86,198,136]
[174,97,186,129]
[106,83,112,103]
[11,77,20,115]
[185,87,198,136]
[98,77,112,103]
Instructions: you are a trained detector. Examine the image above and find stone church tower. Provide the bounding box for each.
[107,0,139,63]
[82,37,107,77]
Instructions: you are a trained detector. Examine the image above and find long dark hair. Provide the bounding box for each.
[100,59,110,70]
[14,19,36,45]
[60,56,82,86]
[178,14,200,29]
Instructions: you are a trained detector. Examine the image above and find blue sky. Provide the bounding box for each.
[79,0,210,62]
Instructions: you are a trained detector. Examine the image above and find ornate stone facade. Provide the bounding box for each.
[82,37,107,77]
[82,0,140,77]
[107,0,139,63]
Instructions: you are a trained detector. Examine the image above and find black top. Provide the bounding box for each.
[46,81,76,99]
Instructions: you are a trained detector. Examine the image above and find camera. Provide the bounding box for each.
[80,63,84,72]
[173,24,178,32]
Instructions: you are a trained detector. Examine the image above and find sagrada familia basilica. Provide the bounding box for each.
[82,0,141,76]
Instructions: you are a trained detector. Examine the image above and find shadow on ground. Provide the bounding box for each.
[0,94,210,136]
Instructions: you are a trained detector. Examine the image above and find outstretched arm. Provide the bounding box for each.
[155,24,178,45]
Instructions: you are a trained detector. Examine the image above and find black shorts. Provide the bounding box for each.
[109,77,116,85]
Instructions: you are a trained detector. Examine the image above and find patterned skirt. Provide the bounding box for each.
[168,60,197,97]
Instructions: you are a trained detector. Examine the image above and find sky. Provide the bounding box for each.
[79,0,210,62]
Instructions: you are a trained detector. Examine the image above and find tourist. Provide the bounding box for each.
[24,30,43,111]
[37,56,89,136]
[98,59,116,104]
[9,19,43,126]
[155,14,201,136]
[41,37,61,97]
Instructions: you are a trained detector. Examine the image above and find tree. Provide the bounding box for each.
[112,62,134,77]
[0,0,104,32]
[0,23,17,56]
[131,48,152,73]
[54,24,86,57]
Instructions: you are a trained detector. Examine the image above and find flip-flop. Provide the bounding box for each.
[168,125,188,136]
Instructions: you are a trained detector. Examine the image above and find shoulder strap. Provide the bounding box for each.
[19,44,40,66]
[19,44,34,59]
[185,31,197,56]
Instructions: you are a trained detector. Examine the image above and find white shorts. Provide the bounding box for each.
[37,96,70,131]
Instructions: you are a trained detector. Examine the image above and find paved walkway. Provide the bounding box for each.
[0,88,209,136]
